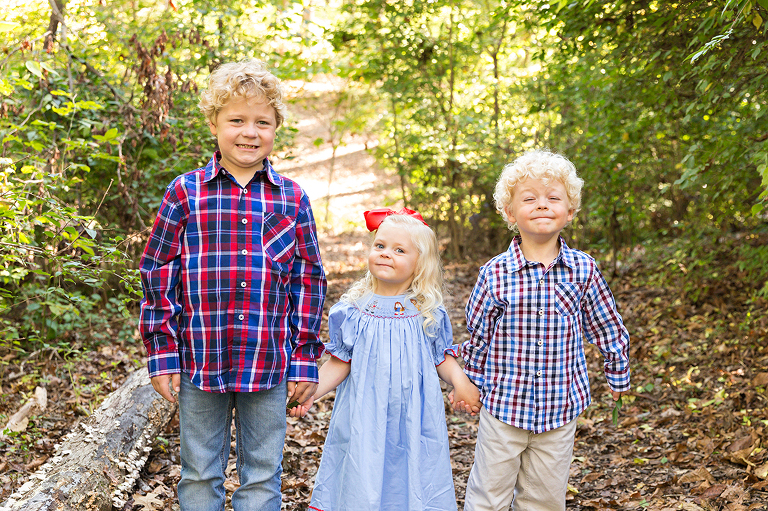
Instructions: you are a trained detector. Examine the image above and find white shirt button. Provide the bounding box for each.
[539,278,544,285]
[538,340,544,346]
[238,314,244,320]
[241,218,248,224]
[243,189,248,194]
[536,370,542,377]
[538,309,544,316]
[240,281,246,288]
[241,249,247,255]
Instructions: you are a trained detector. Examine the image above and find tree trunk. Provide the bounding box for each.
[1,369,177,511]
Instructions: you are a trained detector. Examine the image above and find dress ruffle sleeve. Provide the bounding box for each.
[427,306,461,366]
[323,300,359,362]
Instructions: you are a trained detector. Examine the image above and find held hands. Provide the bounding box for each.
[151,374,181,404]
[287,381,317,418]
[288,394,315,418]
[448,380,482,416]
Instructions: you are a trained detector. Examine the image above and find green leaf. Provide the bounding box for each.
[612,396,623,427]
[0,79,14,96]
[25,61,42,78]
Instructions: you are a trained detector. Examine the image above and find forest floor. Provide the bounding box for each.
[2,79,768,510]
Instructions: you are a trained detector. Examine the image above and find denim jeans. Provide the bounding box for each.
[178,373,287,511]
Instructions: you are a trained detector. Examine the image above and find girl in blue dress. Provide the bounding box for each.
[291,208,481,511]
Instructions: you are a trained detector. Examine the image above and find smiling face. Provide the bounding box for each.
[368,221,420,296]
[505,177,574,244]
[209,95,277,182]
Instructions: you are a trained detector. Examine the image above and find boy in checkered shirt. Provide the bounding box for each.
[457,149,630,511]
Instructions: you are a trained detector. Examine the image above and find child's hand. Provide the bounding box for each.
[288,381,317,407]
[288,395,315,418]
[151,374,180,404]
[449,381,482,416]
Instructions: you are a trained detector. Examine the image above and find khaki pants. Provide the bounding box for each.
[464,407,577,511]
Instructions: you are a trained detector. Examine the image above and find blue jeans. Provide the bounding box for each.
[178,373,287,511]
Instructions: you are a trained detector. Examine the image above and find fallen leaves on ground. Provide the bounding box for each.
[1,232,767,510]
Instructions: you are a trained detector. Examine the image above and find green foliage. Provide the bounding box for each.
[325,0,768,259]
[0,0,331,359]
[1,0,767,363]
[533,0,768,251]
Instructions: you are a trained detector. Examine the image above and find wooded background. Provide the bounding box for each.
[1,0,768,492]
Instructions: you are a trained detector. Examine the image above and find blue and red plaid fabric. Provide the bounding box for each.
[139,153,327,392]
[462,237,630,433]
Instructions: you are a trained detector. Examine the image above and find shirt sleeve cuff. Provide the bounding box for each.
[147,351,181,378]
[287,349,320,382]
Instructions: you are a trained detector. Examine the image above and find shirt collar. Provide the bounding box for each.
[507,235,576,271]
[202,151,283,187]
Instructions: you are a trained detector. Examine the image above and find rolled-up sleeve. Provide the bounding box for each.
[286,193,327,382]
[139,182,186,378]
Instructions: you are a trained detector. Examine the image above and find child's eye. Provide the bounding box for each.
[374,243,384,249]
[395,248,405,254]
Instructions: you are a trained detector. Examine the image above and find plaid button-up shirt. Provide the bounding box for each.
[139,153,326,392]
[462,237,630,433]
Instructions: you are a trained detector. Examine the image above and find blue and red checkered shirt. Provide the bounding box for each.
[139,153,327,392]
[462,236,630,433]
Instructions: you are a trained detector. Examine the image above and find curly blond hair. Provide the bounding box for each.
[494,149,584,231]
[342,214,445,334]
[198,59,287,128]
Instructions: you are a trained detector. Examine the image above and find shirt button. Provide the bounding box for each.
[538,308,544,316]
[241,218,248,224]
[241,249,247,255]
[539,278,544,285]
[240,281,246,288]
[536,370,542,377]
[243,189,248,194]
[538,340,543,346]
[238,314,244,320]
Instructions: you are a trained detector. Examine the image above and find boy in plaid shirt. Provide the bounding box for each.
[139,59,326,511]
[458,149,630,511]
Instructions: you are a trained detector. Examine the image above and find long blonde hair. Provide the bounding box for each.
[341,214,444,333]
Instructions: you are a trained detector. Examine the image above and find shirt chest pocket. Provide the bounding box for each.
[262,213,296,264]
[554,282,582,316]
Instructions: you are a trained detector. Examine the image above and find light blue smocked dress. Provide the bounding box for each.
[309,293,460,511]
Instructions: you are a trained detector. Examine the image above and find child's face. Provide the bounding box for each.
[368,222,419,296]
[506,177,574,242]
[209,95,277,177]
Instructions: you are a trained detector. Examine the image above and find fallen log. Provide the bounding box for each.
[1,369,177,511]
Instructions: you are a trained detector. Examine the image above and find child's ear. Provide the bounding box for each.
[505,205,516,224]
[208,120,217,136]
[567,208,575,222]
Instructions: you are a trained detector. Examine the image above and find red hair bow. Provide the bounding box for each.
[363,207,428,231]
